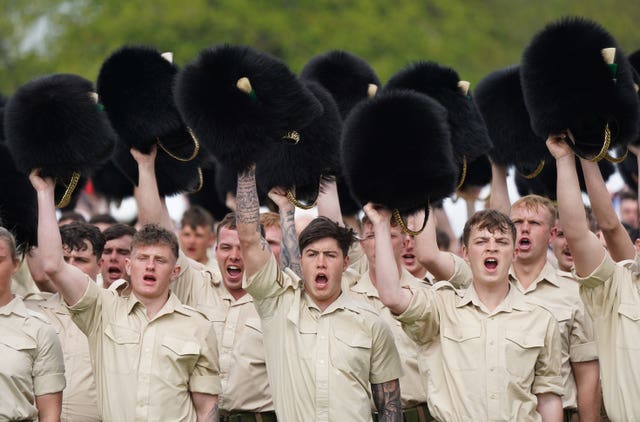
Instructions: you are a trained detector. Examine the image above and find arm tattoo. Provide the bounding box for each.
[203,403,218,422]
[279,209,302,277]
[236,167,260,226]
[372,379,402,422]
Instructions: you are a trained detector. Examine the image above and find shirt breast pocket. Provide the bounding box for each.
[504,330,544,379]
[617,303,640,350]
[0,335,36,374]
[104,323,140,373]
[441,325,481,371]
[331,328,371,375]
[161,337,201,383]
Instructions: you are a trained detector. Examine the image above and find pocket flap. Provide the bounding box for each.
[244,318,263,333]
[443,325,481,343]
[0,335,36,351]
[334,328,371,349]
[162,337,200,356]
[618,303,640,321]
[105,323,140,344]
[505,331,544,349]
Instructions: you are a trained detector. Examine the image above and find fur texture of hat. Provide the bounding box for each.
[341,90,456,213]
[0,143,38,250]
[384,62,492,166]
[91,159,134,201]
[617,151,638,193]
[521,17,640,157]
[187,164,231,221]
[459,155,492,190]
[256,81,342,203]
[301,50,380,119]
[474,65,548,174]
[5,73,115,179]
[175,44,323,171]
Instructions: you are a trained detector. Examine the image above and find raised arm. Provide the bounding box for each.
[268,187,302,276]
[26,247,57,293]
[548,133,605,277]
[579,157,635,261]
[488,161,511,215]
[236,165,272,277]
[29,171,88,305]
[414,207,457,281]
[130,146,174,230]
[363,203,412,314]
[316,176,345,226]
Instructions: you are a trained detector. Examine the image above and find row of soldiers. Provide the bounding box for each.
[4,126,640,421]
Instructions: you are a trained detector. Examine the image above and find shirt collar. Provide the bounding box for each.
[0,296,29,317]
[509,261,561,292]
[351,268,423,297]
[457,283,531,315]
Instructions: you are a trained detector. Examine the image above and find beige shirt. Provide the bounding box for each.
[68,280,221,421]
[10,258,40,297]
[576,253,640,422]
[349,268,430,408]
[396,282,563,421]
[171,252,273,412]
[0,296,66,421]
[348,241,369,276]
[245,255,403,422]
[25,293,100,422]
[509,262,598,409]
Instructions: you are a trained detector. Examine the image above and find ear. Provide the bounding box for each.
[549,226,558,244]
[462,244,469,263]
[124,258,132,276]
[342,254,350,272]
[11,258,20,275]
[171,264,181,281]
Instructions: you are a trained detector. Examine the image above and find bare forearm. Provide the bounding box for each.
[416,209,455,280]
[536,393,562,422]
[279,208,302,276]
[317,176,344,226]
[198,403,218,422]
[372,380,402,422]
[573,360,601,422]
[489,162,511,215]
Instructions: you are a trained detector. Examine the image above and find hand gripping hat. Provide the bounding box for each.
[300,50,380,119]
[0,143,38,251]
[4,73,115,208]
[521,17,640,162]
[256,80,342,209]
[384,62,493,190]
[474,65,549,178]
[175,44,323,171]
[97,46,205,196]
[341,90,457,234]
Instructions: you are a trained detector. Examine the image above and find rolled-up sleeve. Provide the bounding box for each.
[575,254,619,318]
[189,320,222,395]
[32,323,66,396]
[395,287,440,346]
[532,315,564,396]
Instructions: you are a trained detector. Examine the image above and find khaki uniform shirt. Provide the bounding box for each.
[576,254,640,422]
[25,293,100,422]
[509,262,598,410]
[349,268,430,408]
[348,242,369,276]
[0,296,66,421]
[10,258,40,297]
[68,280,222,421]
[245,255,403,422]
[396,283,563,421]
[171,252,273,413]
[443,253,474,289]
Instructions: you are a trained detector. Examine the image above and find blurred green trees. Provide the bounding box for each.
[1,0,639,95]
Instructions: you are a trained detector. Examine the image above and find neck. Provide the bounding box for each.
[513,257,546,289]
[137,292,170,319]
[229,288,247,301]
[0,291,14,308]
[473,280,510,312]
[410,267,427,280]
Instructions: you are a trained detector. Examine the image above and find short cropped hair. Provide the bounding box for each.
[216,212,264,238]
[260,212,281,229]
[131,224,179,260]
[89,213,118,226]
[103,223,137,242]
[462,210,517,248]
[298,217,356,258]
[58,211,86,225]
[0,227,18,261]
[511,194,557,227]
[60,222,106,258]
[181,206,214,230]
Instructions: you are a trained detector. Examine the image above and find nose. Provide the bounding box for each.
[486,239,498,251]
[145,257,155,270]
[316,254,327,268]
[229,247,241,261]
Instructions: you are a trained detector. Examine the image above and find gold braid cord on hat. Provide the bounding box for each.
[286,189,318,210]
[56,172,81,208]
[585,124,611,163]
[392,207,429,236]
[519,159,545,180]
[455,156,468,190]
[188,167,204,193]
[282,130,300,145]
[605,146,628,163]
[156,127,200,162]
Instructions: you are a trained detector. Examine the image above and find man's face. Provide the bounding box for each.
[215,227,244,293]
[125,244,179,301]
[400,235,427,278]
[550,224,574,272]
[63,240,102,281]
[100,235,132,287]
[510,205,553,264]
[264,225,282,263]
[0,239,19,299]
[360,221,405,275]
[463,226,515,287]
[620,198,639,229]
[179,225,215,264]
[301,237,349,310]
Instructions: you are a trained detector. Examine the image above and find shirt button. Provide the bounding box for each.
[490,394,496,399]
[490,367,495,372]
[489,340,494,345]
